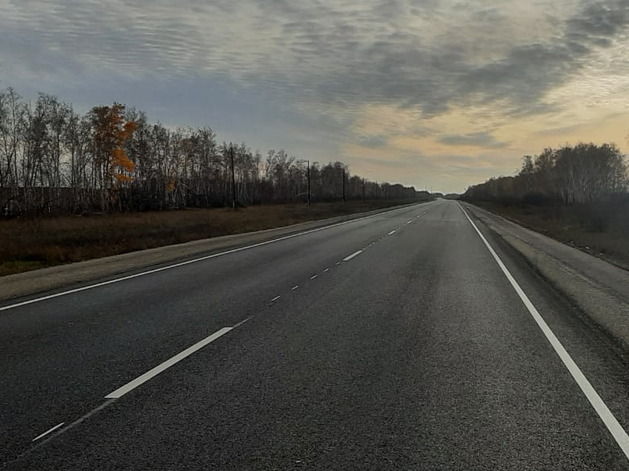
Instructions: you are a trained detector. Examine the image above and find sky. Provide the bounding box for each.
[1,0,629,193]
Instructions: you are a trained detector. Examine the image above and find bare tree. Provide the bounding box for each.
[0,85,420,217]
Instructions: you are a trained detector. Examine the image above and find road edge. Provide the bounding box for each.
[462,201,629,353]
[1,201,428,302]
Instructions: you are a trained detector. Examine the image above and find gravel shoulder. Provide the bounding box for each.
[464,202,629,351]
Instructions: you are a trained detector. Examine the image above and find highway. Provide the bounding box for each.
[3,199,629,470]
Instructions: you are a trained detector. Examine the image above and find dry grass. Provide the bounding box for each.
[475,201,629,271]
[0,200,417,277]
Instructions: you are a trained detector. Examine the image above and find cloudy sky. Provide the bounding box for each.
[2,0,629,192]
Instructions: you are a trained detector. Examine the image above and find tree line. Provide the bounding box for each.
[0,87,420,217]
[463,143,629,206]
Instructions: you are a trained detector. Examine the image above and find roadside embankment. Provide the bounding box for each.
[464,202,629,351]
[467,200,629,271]
[0,200,423,277]
[0,201,427,302]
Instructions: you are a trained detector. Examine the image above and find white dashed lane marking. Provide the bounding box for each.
[105,327,235,399]
[32,422,65,442]
[343,250,363,262]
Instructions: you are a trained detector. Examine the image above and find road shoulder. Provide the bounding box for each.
[463,202,629,352]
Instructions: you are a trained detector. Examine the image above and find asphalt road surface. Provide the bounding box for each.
[3,200,629,470]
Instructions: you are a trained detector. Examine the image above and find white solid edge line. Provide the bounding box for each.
[343,250,363,262]
[105,327,233,399]
[32,422,65,442]
[458,203,629,462]
[388,230,396,235]
[0,203,428,312]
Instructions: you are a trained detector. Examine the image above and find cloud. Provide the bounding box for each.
[438,132,509,149]
[358,136,388,148]
[4,0,628,116]
[358,155,414,170]
[2,0,628,122]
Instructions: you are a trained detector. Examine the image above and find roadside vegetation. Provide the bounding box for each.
[463,143,629,268]
[0,87,419,217]
[0,199,425,277]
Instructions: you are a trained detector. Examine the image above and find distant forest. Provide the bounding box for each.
[0,87,420,217]
[463,143,629,235]
[464,143,628,205]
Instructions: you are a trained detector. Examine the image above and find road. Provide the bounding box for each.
[3,199,629,470]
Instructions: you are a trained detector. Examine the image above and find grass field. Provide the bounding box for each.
[473,201,629,271]
[0,200,419,277]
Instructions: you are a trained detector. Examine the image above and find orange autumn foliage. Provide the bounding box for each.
[91,103,137,187]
